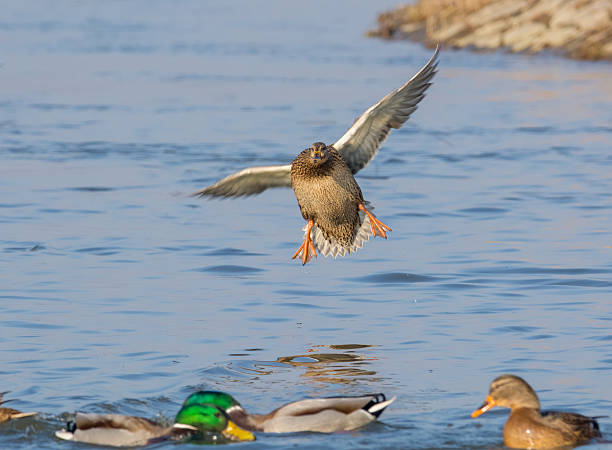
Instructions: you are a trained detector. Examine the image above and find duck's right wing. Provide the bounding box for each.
[192,164,292,198]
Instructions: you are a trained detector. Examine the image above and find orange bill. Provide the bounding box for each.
[471,395,496,418]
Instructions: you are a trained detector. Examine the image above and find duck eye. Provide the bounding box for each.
[214,412,221,418]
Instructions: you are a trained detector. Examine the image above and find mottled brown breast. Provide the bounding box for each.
[290,146,364,247]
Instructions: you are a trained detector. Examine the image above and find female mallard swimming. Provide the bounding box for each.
[471,374,602,449]
[0,391,37,423]
[194,47,438,264]
[55,403,254,447]
[182,391,395,433]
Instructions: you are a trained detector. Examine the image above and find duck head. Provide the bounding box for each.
[182,390,249,429]
[174,404,254,442]
[309,142,330,166]
[182,391,241,410]
[472,374,541,417]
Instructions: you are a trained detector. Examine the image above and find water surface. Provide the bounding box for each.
[1,1,611,449]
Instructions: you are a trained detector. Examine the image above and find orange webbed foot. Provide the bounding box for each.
[292,219,317,265]
[359,203,391,239]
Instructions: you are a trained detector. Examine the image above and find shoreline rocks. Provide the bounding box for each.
[367,0,612,61]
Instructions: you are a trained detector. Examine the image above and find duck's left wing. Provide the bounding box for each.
[334,45,439,174]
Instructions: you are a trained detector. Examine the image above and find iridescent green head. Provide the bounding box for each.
[174,404,254,441]
[182,391,241,411]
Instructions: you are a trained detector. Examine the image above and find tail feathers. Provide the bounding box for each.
[9,411,38,420]
[591,416,608,431]
[363,394,396,418]
[304,202,378,258]
[55,430,75,441]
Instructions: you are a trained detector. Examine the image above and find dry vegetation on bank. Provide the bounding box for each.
[368,0,612,61]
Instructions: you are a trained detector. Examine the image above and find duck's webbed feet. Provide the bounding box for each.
[359,203,391,239]
[292,219,317,265]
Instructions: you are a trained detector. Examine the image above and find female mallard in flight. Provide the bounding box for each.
[194,47,439,265]
[0,391,37,423]
[182,391,395,433]
[471,374,602,449]
[55,403,254,447]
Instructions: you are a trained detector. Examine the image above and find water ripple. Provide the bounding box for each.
[204,247,265,257]
[191,265,264,274]
[74,246,121,256]
[353,273,442,284]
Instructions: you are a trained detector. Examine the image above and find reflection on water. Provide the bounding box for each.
[277,344,380,384]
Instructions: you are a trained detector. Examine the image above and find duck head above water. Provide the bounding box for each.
[472,374,541,417]
[182,391,242,411]
[181,390,251,431]
[309,142,330,166]
[174,404,254,442]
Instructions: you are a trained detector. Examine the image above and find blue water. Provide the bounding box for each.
[1,1,611,448]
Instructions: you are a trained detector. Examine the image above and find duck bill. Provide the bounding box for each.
[471,396,496,418]
[222,420,255,441]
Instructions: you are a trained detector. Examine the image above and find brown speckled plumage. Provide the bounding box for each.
[291,143,363,249]
[0,392,37,423]
[472,375,602,449]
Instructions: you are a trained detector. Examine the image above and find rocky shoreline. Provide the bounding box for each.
[367,0,612,61]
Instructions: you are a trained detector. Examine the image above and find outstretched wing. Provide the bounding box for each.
[334,46,439,174]
[192,164,292,198]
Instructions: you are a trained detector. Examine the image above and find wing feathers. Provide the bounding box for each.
[334,46,439,174]
[272,395,387,417]
[73,413,162,432]
[192,164,292,198]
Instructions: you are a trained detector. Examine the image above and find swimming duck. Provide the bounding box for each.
[0,391,37,423]
[471,374,602,449]
[182,391,395,433]
[194,47,438,264]
[55,403,254,447]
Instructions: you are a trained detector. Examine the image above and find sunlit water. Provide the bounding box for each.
[1,1,611,449]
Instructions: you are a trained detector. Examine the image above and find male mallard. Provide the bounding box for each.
[183,391,395,433]
[194,47,438,265]
[471,374,602,449]
[0,391,37,423]
[55,403,254,447]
